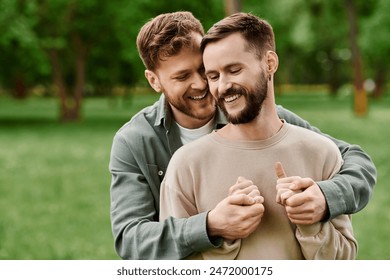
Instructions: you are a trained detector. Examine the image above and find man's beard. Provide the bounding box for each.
[163,89,216,122]
[218,74,268,125]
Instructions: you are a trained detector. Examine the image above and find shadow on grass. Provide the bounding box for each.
[0,118,58,126]
[0,116,129,132]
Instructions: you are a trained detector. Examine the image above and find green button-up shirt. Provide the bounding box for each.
[109,94,376,259]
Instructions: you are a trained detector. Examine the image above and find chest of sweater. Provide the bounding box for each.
[190,145,326,259]
[192,143,326,213]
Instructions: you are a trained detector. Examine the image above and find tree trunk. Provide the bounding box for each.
[48,49,75,121]
[47,33,87,122]
[71,32,88,121]
[328,61,340,97]
[12,74,28,99]
[345,0,368,116]
[224,0,241,15]
[372,66,386,99]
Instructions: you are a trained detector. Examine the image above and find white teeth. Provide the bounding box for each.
[224,94,241,103]
[189,92,207,100]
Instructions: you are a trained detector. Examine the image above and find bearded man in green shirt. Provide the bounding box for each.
[109,11,376,260]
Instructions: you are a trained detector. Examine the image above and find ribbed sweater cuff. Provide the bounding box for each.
[296,223,322,237]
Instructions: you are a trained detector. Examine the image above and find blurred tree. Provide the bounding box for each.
[1,0,387,121]
[0,0,50,98]
[34,0,128,121]
[305,0,351,95]
[360,0,390,98]
[0,0,223,121]
[224,0,241,15]
[345,0,367,116]
[248,0,355,93]
[243,0,388,103]
[244,0,319,86]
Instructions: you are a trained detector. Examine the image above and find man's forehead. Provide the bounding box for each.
[156,47,203,74]
[205,33,259,59]
[205,33,246,52]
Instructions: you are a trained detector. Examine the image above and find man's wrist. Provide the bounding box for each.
[206,210,223,246]
[206,209,220,237]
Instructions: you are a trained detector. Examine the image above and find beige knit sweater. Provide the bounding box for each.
[160,122,357,259]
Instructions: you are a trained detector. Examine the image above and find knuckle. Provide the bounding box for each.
[247,180,254,186]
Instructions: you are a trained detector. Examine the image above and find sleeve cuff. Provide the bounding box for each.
[317,180,347,221]
[184,212,222,252]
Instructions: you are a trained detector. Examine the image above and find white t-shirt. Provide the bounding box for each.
[176,118,215,145]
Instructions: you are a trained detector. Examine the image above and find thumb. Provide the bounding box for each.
[236,176,246,184]
[275,161,287,179]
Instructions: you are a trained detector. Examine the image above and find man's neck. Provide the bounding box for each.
[218,106,283,141]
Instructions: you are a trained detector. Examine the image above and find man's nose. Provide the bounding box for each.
[191,72,207,90]
[218,75,232,96]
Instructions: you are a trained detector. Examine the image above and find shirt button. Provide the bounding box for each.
[158,170,164,176]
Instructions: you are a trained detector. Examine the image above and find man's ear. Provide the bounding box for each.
[266,51,279,75]
[145,70,162,92]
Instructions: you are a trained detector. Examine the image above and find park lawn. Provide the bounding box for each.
[0,91,389,259]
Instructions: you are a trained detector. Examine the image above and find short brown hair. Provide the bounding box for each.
[201,12,275,60]
[136,11,204,71]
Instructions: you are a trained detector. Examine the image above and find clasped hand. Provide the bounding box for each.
[207,163,328,241]
[207,176,265,240]
[275,162,328,224]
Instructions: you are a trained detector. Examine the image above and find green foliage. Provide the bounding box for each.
[0,0,389,97]
[243,0,389,93]
[0,0,50,90]
[360,0,390,77]
[245,0,346,86]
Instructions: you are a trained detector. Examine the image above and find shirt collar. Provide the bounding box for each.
[214,107,228,129]
[154,94,170,128]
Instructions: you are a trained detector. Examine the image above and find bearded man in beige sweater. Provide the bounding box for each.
[159,12,357,259]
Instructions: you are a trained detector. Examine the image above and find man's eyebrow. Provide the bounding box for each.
[225,62,242,68]
[205,69,217,76]
[170,69,190,77]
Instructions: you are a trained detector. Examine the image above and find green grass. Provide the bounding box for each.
[0,97,137,260]
[0,91,389,259]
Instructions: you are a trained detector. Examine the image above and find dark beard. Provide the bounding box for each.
[218,76,268,125]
